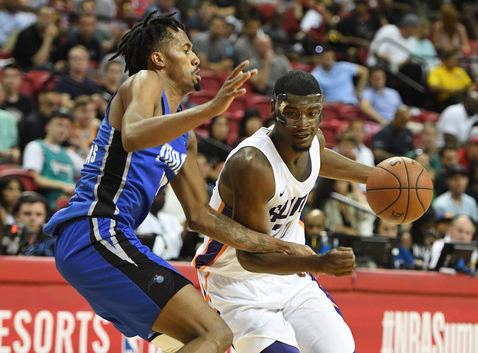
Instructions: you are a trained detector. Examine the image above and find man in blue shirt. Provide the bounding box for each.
[311,46,368,106]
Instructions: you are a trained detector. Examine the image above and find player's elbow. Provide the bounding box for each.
[122,133,141,152]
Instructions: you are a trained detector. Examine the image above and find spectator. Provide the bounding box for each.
[428,49,474,110]
[0,63,36,123]
[0,176,25,225]
[196,152,216,196]
[18,90,63,154]
[411,17,441,74]
[406,122,441,179]
[436,90,478,148]
[366,13,425,107]
[232,15,262,67]
[367,13,419,69]
[333,0,379,63]
[144,0,182,21]
[431,4,471,57]
[191,15,234,74]
[56,14,103,66]
[432,164,478,222]
[22,109,84,210]
[53,45,102,100]
[304,208,330,254]
[311,46,368,106]
[348,119,374,167]
[0,84,20,165]
[371,105,414,163]
[12,6,59,70]
[435,212,454,239]
[135,189,184,260]
[372,216,412,269]
[235,108,263,146]
[405,208,437,270]
[428,214,476,272]
[185,0,215,39]
[13,191,54,256]
[197,114,232,176]
[360,66,403,126]
[334,130,357,161]
[0,0,36,48]
[320,178,374,236]
[99,60,124,98]
[69,95,100,158]
[434,144,460,196]
[262,6,293,56]
[248,34,292,96]
[458,127,478,172]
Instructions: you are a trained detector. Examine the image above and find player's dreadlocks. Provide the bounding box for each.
[110,12,186,76]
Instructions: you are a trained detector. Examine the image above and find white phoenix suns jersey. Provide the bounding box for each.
[193,126,321,279]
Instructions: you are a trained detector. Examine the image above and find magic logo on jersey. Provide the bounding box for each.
[270,194,308,233]
[156,143,187,175]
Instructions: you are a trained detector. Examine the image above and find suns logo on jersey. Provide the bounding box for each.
[156,143,187,175]
[270,194,308,232]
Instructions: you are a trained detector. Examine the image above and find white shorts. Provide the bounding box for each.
[198,272,355,353]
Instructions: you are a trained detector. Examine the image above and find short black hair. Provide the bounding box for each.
[273,70,322,98]
[110,12,186,76]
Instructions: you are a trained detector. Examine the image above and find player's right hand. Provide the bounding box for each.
[314,246,356,277]
[284,243,316,256]
[208,61,258,115]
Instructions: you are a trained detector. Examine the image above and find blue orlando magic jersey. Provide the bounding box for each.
[44,92,188,235]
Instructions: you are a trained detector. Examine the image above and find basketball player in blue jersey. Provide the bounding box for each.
[43,13,313,353]
[194,70,375,353]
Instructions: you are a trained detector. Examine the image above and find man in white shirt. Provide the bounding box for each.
[436,91,478,147]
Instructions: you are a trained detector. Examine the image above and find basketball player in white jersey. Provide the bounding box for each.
[194,70,374,353]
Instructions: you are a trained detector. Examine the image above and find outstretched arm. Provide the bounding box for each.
[317,130,373,184]
[119,61,257,152]
[169,133,309,255]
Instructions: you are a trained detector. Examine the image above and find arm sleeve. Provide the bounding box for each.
[23,141,44,173]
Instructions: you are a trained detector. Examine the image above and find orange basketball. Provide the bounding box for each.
[366,157,434,224]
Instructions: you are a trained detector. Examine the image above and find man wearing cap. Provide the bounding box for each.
[432,164,478,222]
[22,108,84,210]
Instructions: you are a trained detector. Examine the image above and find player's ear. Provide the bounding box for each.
[151,52,165,69]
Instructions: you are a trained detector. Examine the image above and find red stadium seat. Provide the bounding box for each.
[290,61,314,72]
[227,95,248,113]
[334,103,363,121]
[250,95,272,120]
[224,110,243,146]
[321,103,339,122]
[319,124,338,148]
[187,90,216,106]
[199,72,224,92]
[24,70,57,91]
[0,168,37,191]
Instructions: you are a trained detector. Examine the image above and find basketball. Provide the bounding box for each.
[366,157,434,224]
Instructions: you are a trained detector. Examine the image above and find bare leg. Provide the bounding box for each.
[152,284,233,353]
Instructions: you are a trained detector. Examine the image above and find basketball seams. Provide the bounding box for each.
[415,167,426,212]
[400,157,410,224]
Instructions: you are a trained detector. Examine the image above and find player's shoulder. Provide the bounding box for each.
[225,146,274,182]
[119,70,162,96]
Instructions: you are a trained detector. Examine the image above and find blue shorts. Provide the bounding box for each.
[55,217,191,341]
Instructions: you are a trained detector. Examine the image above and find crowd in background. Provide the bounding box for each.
[1,0,478,274]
